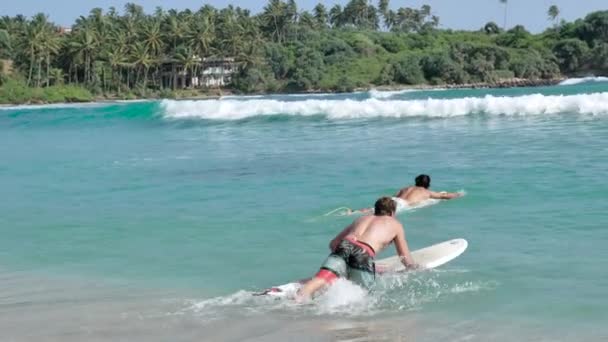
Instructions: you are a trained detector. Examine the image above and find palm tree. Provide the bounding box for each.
[0,28,11,58]
[124,3,144,21]
[499,0,508,30]
[378,0,391,30]
[185,13,215,82]
[286,0,298,39]
[186,14,214,56]
[329,5,344,28]
[42,27,61,87]
[174,46,197,88]
[262,0,288,43]
[216,8,245,57]
[164,11,188,90]
[299,11,316,29]
[19,18,44,86]
[141,16,165,88]
[130,42,153,87]
[141,19,163,82]
[68,26,97,85]
[548,5,560,27]
[313,3,328,29]
[106,47,127,93]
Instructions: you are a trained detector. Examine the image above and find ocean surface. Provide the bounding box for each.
[1,78,608,341]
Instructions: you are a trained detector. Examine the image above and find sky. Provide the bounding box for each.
[0,0,606,33]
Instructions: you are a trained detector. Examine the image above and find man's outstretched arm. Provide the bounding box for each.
[429,191,462,200]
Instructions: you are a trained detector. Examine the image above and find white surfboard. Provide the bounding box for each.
[255,238,468,297]
[376,238,468,272]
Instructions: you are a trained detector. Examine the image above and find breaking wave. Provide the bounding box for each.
[559,76,608,86]
[160,92,608,121]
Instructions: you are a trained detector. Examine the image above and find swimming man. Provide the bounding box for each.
[348,174,462,214]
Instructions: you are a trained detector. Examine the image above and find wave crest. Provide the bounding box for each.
[160,92,608,121]
[559,76,608,86]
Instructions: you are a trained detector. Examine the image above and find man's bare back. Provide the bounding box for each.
[395,185,461,206]
[330,215,412,259]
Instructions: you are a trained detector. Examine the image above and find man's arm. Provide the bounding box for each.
[429,191,462,200]
[329,221,355,251]
[393,224,417,269]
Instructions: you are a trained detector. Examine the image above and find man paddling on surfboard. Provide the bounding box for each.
[347,174,462,215]
[296,197,418,301]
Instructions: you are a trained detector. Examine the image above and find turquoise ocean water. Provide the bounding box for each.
[1,79,608,341]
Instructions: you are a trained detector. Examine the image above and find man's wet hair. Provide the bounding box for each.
[415,174,431,189]
[374,197,396,216]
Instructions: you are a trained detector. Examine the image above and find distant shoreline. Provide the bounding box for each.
[0,77,571,107]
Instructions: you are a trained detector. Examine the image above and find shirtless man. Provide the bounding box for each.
[348,174,462,215]
[392,174,462,209]
[296,197,417,301]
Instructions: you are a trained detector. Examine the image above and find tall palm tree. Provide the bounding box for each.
[68,26,97,86]
[313,3,328,29]
[286,0,298,39]
[378,0,391,30]
[185,13,215,81]
[142,19,163,57]
[499,0,508,30]
[130,42,153,87]
[329,5,344,28]
[216,8,245,57]
[19,18,44,86]
[106,47,127,93]
[42,27,61,87]
[142,18,165,88]
[164,12,188,89]
[174,46,197,88]
[548,5,560,27]
[124,3,144,21]
[0,28,11,58]
[299,11,315,29]
[262,0,288,43]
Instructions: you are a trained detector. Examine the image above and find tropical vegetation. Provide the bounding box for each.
[1,1,607,103]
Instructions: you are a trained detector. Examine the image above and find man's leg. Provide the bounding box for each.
[296,269,337,301]
[296,277,327,301]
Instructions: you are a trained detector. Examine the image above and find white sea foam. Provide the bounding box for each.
[160,92,608,120]
[368,88,416,99]
[368,88,447,99]
[313,279,376,315]
[219,94,265,100]
[559,76,608,86]
[220,92,339,100]
[184,271,494,320]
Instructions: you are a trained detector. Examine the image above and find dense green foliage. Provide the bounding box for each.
[0,78,92,104]
[0,1,607,101]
